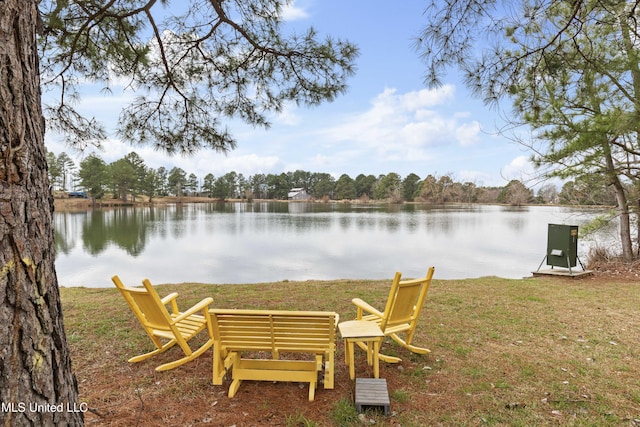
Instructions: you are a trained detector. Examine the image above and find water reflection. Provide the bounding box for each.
[53,202,614,287]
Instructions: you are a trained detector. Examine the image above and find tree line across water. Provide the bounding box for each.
[47,151,619,206]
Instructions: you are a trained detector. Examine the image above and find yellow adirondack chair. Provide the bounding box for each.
[351,267,435,363]
[111,275,215,371]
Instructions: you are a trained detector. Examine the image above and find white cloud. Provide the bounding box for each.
[455,121,481,146]
[456,170,494,186]
[398,85,455,110]
[319,86,480,162]
[279,1,309,21]
[502,155,535,182]
[272,102,301,126]
[208,153,283,176]
[141,149,284,178]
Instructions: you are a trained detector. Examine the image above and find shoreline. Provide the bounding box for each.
[53,196,613,212]
[54,196,351,211]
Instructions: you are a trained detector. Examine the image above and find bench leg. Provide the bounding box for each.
[308,380,317,401]
[227,352,242,397]
[323,352,334,389]
[212,349,226,385]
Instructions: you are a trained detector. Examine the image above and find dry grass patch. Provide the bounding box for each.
[61,275,640,426]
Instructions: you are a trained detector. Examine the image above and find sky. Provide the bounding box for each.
[44,0,537,189]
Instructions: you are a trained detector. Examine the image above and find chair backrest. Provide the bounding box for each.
[380,267,435,331]
[112,275,172,332]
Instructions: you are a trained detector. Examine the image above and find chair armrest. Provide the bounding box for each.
[352,298,383,318]
[399,278,424,285]
[161,292,180,314]
[173,297,214,322]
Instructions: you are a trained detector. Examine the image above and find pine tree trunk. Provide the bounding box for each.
[603,143,634,262]
[0,1,83,425]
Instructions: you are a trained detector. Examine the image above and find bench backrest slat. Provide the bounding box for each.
[210,309,337,353]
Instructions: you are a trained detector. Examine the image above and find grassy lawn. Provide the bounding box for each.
[60,275,640,426]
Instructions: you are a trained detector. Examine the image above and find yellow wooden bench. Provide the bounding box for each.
[209,309,339,401]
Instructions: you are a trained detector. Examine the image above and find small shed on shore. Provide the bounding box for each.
[288,188,311,200]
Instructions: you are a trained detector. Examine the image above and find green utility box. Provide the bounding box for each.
[546,224,578,268]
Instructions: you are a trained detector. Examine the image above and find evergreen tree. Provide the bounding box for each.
[402,173,421,202]
[335,174,356,200]
[78,154,107,204]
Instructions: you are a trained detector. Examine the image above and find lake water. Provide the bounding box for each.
[53,202,615,287]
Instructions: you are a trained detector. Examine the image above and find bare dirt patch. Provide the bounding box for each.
[586,258,640,282]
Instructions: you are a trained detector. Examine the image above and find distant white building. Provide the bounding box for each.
[288,188,311,200]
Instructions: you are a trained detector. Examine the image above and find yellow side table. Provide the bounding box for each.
[338,320,384,380]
